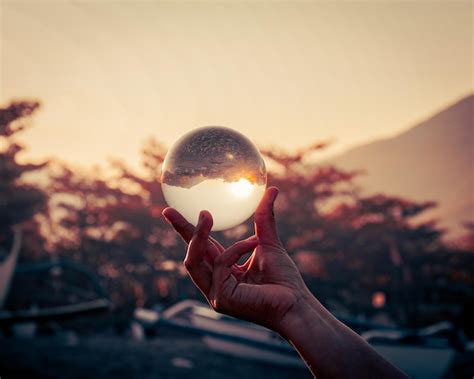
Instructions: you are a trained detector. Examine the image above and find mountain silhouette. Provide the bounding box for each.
[328,94,473,237]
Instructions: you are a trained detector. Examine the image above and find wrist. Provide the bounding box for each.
[276,288,329,338]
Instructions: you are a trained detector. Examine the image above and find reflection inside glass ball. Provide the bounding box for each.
[161,126,267,231]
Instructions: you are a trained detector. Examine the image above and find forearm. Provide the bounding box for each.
[278,293,408,379]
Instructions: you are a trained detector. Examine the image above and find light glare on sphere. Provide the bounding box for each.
[161,126,267,231]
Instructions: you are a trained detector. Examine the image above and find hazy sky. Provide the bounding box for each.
[1,1,472,170]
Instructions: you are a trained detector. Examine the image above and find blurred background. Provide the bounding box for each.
[0,1,472,378]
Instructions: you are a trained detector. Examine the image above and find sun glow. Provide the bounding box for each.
[162,178,266,231]
[229,178,254,198]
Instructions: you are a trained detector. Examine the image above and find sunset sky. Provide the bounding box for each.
[1,1,472,171]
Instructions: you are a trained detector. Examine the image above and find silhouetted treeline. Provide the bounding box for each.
[2,101,473,335]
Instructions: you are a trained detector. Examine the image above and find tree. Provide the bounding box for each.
[261,147,445,319]
[0,101,47,262]
[42,133,469,329]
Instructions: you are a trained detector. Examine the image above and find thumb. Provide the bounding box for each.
[254,187,282,246]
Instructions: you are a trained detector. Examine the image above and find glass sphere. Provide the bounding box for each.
[161,126,267,231]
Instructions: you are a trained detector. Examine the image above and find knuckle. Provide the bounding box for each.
[196,227,206,238]
[191,229,200,240]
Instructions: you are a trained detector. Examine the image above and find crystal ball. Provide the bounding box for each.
[161,126,267,231]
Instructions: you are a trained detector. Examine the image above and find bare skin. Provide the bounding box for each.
[162,187,408,379]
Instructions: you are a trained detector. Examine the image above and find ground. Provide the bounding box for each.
[1,334,472,378]
[0,335,312,379]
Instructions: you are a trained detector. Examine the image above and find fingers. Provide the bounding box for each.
[185,211,214,295]
[187,211,213,264]
[162,207,194,242]
[254,187,281,246]
[212,235,258,287]
[162,207,223,255]
[237,253,255,272]
[209,236,225,253]
[217,235,258,267]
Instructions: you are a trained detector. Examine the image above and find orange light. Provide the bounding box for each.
[372,291,386,308]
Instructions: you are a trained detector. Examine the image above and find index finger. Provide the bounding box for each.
[162,207,225,254]
[162,207,195,243]
[185,211,214,295]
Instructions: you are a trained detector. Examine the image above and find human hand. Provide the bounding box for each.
[163,187,408,379]
[162,187,311,333]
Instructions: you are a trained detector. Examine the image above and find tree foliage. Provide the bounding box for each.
[0,101,46,229]
[4,102,473,332]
